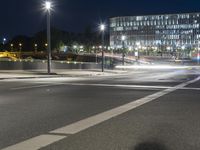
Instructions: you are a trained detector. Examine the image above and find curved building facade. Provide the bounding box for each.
[110,13,200,55]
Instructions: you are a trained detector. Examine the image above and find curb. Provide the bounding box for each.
[0,73,122,80]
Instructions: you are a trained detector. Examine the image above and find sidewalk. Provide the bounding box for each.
[0,69,127,80]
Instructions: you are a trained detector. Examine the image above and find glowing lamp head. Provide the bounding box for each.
[136,42,140,46]
[100,24,105,31]
[73,45,77,49]
[181,46,185,50]
[45,1,51,10]
[121,35,126,41]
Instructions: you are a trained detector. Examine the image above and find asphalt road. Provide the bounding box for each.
[0,68,200,150]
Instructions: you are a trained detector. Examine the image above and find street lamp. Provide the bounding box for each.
[92,46,98,64]
[45,1,51,10]
[80,46,84,53]
[73,45,77,49]
[136,42,141,61]
[73,45,77,53]
[19,43,22,52]
[181,45,185,58]
[198,41,200,64]
[181,45,185,64]
[121,35,126,65]
[19,43,22,59]
[3,38,6,45]
[2,38,6,50]
[45,1,52,74]
[10,44,14,51]
[34,44,38,53]
[100,24,105,72]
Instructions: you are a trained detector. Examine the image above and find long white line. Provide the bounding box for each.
[61,83,172,89]
[11,85,53,90]
[66,83,200,91]
[50,77,200,135]
[3,76,200,150]
[182,87,200,90]
[10,83,172,91]
[11,82,200,91]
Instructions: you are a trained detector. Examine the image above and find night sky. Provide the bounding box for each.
[0,0,200,40]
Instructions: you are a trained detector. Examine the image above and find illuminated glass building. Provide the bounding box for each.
[110,13,200,57]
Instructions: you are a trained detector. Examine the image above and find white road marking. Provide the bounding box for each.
[10,82,172,91]
[3,76,200,150]
[2,135,66,150]
[61,83,172,89]
[50,77,200,135]
[11,82,200,91]
[182,87,200,90]
[11,85,53,90]
[2,77,85,83]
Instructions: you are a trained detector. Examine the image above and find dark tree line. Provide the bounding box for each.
[1,26,109,52]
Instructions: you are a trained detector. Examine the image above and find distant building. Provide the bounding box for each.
[109,12,200,57]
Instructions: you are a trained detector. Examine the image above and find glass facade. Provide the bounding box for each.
[110,13,200,55]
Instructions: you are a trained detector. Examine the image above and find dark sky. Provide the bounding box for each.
[0,0,200,39]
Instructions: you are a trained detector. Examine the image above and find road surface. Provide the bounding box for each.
[0,68,200,150]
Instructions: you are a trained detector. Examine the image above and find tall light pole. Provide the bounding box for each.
[19,43,22,58]
[10,44,14,51]
[2,38,6,50]
[136,42,141,62]
[198,41,200,64]
[45,1,52,74]
[121,35,126,66]
[100,24,105,72]
[3,38,6,45]
[19,43,22,50]
[92,46,97,63]
[34,44,38,53]
[181,45,185,64]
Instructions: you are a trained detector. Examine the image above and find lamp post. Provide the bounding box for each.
[3,38,6,45]
[2,38,6,50]
[19,43,22,52]
[45,1,52,74]
[181,45,185,64]
[18,43,22,59]
[73,45,77,53]
[136,42,141,62]
[198,41,200,64]
[92,46,97,63]
[34,44,38,53]
[10,44,14,51]
[100,24,105,72]
[121,35,126,66]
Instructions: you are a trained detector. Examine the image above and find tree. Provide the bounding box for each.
[7,26,109,52]
[56,41,65,53]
